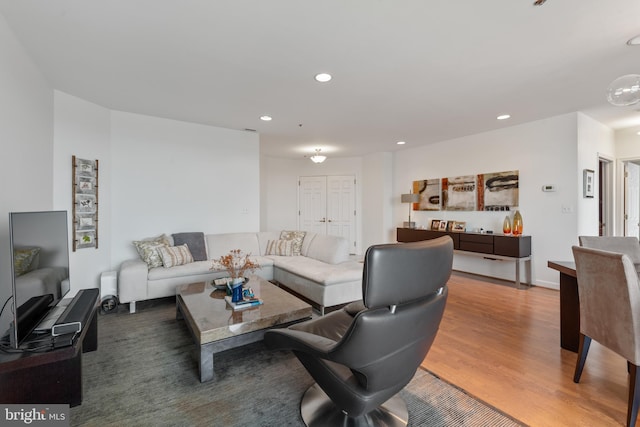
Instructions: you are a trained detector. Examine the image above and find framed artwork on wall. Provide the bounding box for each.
[583,169,594,198]
[72,156,99,250]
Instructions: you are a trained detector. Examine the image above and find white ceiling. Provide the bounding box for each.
[1,0,640,159]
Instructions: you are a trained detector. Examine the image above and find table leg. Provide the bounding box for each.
[199,344,215,382]
[559,272,579,352]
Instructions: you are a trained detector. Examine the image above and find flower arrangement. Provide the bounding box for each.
[211,249,260,281]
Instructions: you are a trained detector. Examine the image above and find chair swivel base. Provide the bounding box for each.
[300,383,409,427]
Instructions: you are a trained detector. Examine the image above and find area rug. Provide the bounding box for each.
[70,299,525,426]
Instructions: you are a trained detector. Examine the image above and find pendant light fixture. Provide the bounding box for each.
[606,74,640,107]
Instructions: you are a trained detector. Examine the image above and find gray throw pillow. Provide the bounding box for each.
[172,232,207,261]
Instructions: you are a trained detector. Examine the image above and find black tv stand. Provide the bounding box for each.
[0,288,99,406]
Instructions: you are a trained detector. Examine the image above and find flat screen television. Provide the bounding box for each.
[6,211,70,349]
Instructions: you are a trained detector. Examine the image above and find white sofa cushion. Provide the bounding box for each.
[271,256,361,286]
[305,234,350,264]
[148,260,212,280]
[206,233,261,260]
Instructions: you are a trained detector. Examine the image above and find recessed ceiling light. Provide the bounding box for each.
[396,141,406,145]
[260,115,272,121]
[627,35,640,46]
[315,73,332,83]
[497,114,511,120]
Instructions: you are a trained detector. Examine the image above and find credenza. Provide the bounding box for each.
[397,228,532,287]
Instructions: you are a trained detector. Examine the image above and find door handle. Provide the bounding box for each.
[327,219,332,222]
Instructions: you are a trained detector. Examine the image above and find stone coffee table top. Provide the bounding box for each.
[176,275,312,345]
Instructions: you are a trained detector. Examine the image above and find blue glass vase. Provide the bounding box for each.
[231,283,244,303]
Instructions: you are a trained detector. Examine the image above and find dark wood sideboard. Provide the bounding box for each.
[397,228,532,287]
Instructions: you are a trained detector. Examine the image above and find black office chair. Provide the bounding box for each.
[265,236,453,426]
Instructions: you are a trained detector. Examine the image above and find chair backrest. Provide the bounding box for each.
[330,236,453,392]
[579,236,640,264]
[572,245,640,364]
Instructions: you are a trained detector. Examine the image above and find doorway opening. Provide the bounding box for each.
[623,160,640,238]
[598,156,613,236]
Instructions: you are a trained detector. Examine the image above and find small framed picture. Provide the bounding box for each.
[452,221,466,232]
[583,169,594,198]
[430,220,441,231]
[439,221,447,231]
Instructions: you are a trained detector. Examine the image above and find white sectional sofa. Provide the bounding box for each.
[118,231,363,315]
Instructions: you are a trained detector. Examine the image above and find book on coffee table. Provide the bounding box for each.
[224,296,263,310]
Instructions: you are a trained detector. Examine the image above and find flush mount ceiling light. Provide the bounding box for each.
[396,141,406,145]
[314,73,332,83]
[497,114,511,120]
[310,149,327,163]
[607,74,640,106]
[260,115,272,121]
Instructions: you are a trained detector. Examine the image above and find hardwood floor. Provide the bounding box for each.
[421,272,630,427]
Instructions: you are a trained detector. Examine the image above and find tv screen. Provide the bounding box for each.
[7,211,70,348]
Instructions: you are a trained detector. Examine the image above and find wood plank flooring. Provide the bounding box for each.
[421,272,630,427]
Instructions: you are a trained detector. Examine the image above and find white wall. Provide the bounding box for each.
[576,113,615,236]
[393,114,580,288]
[53,91,112,294]
[362,152,394,250]
[110,111,260,268]
[0,14,53,334]
[616,128,640,159]
[261,155,364,254]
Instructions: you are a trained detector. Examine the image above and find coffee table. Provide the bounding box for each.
[176,275,312,382]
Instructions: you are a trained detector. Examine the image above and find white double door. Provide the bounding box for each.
[298,175,356,253]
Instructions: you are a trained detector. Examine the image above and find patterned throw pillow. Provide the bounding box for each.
[265,239,294,256]
[279,230,306,256]
[13,247,41,276]
[133,237,169,268]
[157,244,194,268]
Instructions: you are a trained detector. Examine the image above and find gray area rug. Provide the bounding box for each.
[71,298,525,426]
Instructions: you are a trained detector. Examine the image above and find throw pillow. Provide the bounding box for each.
[157,244,194,268]
[279,230,306,256]
[265,239,294,256]
[172,232,207,261]
[13,247,41,277]
[132,238,168,268]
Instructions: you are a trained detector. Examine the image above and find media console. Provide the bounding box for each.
[397,228,532,287]
[0,288,99,407]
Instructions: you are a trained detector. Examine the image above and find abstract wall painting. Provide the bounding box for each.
[72,156,99,251]
[477,170,519,211]
[442,175,476,211]
[412,178,441,211]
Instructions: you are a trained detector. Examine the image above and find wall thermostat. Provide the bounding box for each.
[542,185,556,192]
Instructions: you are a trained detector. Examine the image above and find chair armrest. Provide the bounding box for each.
[118,259,149,303]
[264,328,338,355]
